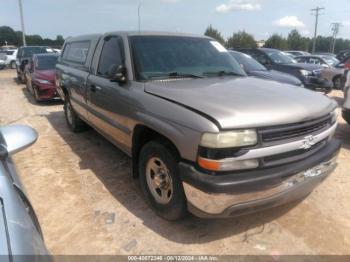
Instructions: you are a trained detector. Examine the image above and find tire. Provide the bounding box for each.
[10,61,16,69]
[64,96,88,132]
[33,86,41,103]
[138,140,187,220]
[333,76,343,90]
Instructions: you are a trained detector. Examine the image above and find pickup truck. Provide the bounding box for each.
[56,32,341,220]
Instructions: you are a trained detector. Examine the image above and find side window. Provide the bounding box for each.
[250,51,269,64]
[63,41,90,64]
[309,57,321,65]
[296,57,306,63]
[97,36,124,77]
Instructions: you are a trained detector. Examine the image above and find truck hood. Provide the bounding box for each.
[145,77,336,129]
[249,70,302,86]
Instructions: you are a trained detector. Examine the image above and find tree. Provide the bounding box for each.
[204,25,225,45]
[287,29,309,51]
[226,31,256,49]
[264,34,288,50]
[0,26,18,45]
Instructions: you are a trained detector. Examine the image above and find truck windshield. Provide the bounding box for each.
[130,36,246,81]
[264,49,296,64]
[23,47,48,57]
[36,55,58,70]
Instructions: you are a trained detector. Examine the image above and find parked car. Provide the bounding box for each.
[239,48,333,93]
[0,53,6,70]
[16,46,53,84]
[0,49,18,69]
[336,50,350,61]
[343,71,350,125]
[56,32,340,220]
[294,55,344,89]
[337,56,350,70]
[229,51,303,86]
[314,52,336,57]
[25,53,59,102]
[0,124,51,260]
[285,50,310,56]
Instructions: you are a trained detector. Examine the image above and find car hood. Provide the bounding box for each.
[145,77,336,129]
[279,63,322,71]
[249,70,302,86]
[34,70,55,81]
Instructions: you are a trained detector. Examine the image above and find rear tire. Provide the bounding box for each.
[64,96,88,132]
[138,140,187,221]
[333,76,343,90]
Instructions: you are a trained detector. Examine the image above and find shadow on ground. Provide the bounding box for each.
[21,85,63,106]
[46,110,304,244]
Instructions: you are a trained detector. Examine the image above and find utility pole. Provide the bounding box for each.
[138,2,142,33]
[18,0,26,46]
[311,6,325,53]
[330,22,341,53]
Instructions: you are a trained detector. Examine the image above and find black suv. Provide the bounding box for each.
[239,48,333,93]
[16,46,53,83]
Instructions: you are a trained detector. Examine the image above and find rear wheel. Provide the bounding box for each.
[333,76,343,90]
[64,96,88,132]
[139,140,187,220]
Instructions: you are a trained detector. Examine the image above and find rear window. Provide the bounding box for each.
[62,41,90,64]
[22,47,48,57]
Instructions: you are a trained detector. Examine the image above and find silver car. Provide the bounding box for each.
[0,125,51,261]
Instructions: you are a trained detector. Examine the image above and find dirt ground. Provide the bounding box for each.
[0,69,350,256]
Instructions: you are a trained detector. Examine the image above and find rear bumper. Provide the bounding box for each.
[180,139,340,218]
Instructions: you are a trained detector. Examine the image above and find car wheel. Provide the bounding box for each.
[139,140,187,220]
[333,76,343,90]
[33,86,41,103]
[10,61,16,69]
[64,96,88,132]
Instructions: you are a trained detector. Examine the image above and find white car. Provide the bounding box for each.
[3,49,18,69]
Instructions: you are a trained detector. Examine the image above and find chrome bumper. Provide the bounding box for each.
[183,155,338,216]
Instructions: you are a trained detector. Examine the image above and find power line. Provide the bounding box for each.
[311,6,325,53]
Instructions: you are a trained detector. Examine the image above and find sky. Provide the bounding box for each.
[1,0,350,40]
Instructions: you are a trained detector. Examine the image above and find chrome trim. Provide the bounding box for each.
[227,123,337,161]
[184,155,338,215]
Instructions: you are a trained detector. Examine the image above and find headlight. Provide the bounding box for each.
[200,130,257,148]
[36,79,51,84]
[330,109,338,125]
[300,69,312,76]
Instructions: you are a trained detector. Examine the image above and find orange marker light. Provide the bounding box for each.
[197,157,220,171]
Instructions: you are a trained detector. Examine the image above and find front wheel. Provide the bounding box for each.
[139,141,187,220]
[10,61,16,69]
[64,96,88,132]
[333,76,343,90]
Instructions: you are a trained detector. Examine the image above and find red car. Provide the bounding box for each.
[337,56,350,70]
[25,53,59,102]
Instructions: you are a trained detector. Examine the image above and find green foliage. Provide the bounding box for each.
[287,29,309,51]
[0,25,64,47]
[204,25,226,45]
[264,34,288,50]
[226,31,257,49]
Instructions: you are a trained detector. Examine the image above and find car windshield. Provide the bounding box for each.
[36,55,58,70]
[23,47,48,57]
[321,56,339,66]
[230,52,266,72]
[130,36,246,81]
[264,50,296,64]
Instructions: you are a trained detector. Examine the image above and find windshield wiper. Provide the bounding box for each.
[203,70,244,77]
[148,72,203,80]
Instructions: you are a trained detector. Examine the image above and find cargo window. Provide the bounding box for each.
[97,36,124,77]
[63,41,90,64]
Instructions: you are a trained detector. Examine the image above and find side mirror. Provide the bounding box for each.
[0,125,38,158]
[108,64,127,84]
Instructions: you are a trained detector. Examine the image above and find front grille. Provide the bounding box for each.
[262,140,327,167]
[259,114,332,145]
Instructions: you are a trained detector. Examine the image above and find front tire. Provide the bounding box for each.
[333,76,343,90]
[139,141,187,220]
[64,96,88,132]
[10,61,16,69]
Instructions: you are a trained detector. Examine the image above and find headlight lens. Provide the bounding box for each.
[36,79,51,84]
[200,130,257,149]
[300,69,312,76]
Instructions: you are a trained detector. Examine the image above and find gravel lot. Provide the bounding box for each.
[1,69,350,256]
